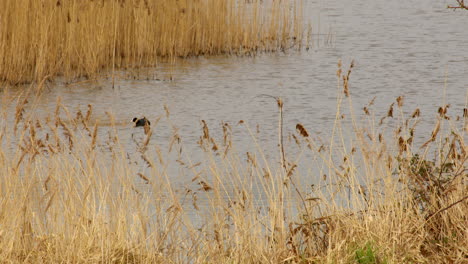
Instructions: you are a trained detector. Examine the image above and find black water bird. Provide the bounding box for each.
[132,117,151,127]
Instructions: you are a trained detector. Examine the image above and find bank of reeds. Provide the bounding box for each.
[0,0,305,84]
[0,70,466,263]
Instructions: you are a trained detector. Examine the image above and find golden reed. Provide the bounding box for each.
[0,0,305,84]
[0,89,466,262]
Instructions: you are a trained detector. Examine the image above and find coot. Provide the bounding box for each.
[132,117,151,127]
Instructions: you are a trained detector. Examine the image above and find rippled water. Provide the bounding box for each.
[24,2,467,125]
[1,0,467,212]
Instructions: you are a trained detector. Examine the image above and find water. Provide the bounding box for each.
[21,0,466,133]
[1,0,467,218]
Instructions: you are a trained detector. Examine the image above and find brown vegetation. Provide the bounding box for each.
[0,0,306,85]
[0,70,466,263]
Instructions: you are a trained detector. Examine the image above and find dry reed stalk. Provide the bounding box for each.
[137,173,150,185]
[90,121,98,150]
[421,119,441,148]
[168,126,180,154]
[58,118,74,150]
[276,97,286,171]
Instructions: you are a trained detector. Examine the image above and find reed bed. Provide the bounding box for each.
[0,69,466,263]
[0,0,305,84]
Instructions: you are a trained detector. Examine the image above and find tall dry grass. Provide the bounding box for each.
[0,68,466,263]
[0,0,305,84]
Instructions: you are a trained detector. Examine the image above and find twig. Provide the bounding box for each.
[425,195,468,221]
[254,94,287,169]
[448,0,468,10]
[277,97,286,170]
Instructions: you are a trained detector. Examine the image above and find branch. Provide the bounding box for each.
[425,195,468,221]
[448,0,468,10]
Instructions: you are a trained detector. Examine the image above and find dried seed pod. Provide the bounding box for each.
[363,107,370,115]
[296,123,309,137]
[387,103,394,117]
[396,96,404,107]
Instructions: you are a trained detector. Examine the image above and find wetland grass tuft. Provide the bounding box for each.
[0,0,306,85]
[0,75,466,263]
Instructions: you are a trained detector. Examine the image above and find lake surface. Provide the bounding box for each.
[1,0,467,214]
[23,1,466,126]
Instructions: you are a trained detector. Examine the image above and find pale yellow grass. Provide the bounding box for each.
[0,0,305,84]
[0,70,466,263]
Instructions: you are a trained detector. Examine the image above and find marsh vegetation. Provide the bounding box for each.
[0,0,306,84]
[0,65,466,263]
[0,0,467,263]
